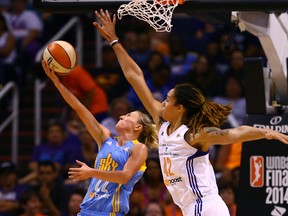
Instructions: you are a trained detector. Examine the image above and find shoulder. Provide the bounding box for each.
[186,127,220,146]
[130,142,148,155]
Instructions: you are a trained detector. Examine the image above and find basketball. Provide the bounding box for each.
[42,40,77,75]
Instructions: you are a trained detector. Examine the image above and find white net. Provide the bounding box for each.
[117,0,179,32]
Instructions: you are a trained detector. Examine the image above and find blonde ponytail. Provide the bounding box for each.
[137,112,158,149]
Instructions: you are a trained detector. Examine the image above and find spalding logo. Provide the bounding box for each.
[270,116,282,125]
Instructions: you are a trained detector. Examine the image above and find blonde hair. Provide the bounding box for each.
[137,111,158,149]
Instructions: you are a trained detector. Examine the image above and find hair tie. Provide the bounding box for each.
[200,101,206,108]
[197,101,206,113]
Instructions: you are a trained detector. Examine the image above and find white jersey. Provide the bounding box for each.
[158,122,228,216]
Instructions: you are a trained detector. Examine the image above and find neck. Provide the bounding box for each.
[168,117,183,134]
[117,135,137,146]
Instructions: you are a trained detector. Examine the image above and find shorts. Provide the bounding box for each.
[183,194,230,216]
[77,209,125,216]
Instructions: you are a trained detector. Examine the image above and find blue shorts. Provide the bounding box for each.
[78,209,124,216]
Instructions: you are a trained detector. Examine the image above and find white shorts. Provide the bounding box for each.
[182,194,230,216]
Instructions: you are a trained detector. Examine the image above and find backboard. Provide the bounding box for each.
[33,0,288,13]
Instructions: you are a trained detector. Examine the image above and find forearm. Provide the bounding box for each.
[233,125,268,142]
[91,169,130,184]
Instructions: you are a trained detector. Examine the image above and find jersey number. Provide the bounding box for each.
[163,157,175,177]
[95,180,109,193]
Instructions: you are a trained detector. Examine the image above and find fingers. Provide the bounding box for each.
[95,9,113,25]
[76,160,85,165]
[105,10,111,22]
[95,11,104,24]
[93,21,100,29]
[113,14,116,25]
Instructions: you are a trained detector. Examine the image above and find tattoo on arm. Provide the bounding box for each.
[212,129,230,136]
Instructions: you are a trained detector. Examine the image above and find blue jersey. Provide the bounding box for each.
[78,137,146,216]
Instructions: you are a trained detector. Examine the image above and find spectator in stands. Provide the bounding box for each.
[121,31,137,53]
[63,107,84,137]
[149,31,170,56]
[29,161,68,216]
[78,126,97,167]
[214,142,242,173]
[0,14,19,86]
[19,190,47,216]
[0,0,11,30]
[60,65,109,122]
[0,161,28,216]
[139,156,168,208]
[227,49,245,83]
[101,97,133,137]
[64,126,97,190]
[62,188,85,216]
[178,54,219,99]
[212,75,246,127]
[126,63,171,111]
[218,183,237,216]
[164,194,183,216]
[9,0,43,83]
[19,120,81,184]
[164,33,198,83]
[128,32,153,68]
[92,45,129,102]
[0,13,19,118]
[142,202,166,216]
[127,189,144,216]
[143,51,166,80]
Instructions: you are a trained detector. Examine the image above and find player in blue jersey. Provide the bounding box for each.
[41,60,158,216]
[93,9,288,216]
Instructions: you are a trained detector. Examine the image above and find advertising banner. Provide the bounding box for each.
[237,114,288,216]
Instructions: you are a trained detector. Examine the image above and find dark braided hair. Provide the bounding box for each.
[173,83,232,135]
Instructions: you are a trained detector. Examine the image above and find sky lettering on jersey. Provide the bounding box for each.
[99,153,119,171]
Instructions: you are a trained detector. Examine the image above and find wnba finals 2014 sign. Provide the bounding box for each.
[237,115,288,216]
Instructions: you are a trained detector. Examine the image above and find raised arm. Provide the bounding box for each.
[191,125,288,151]
[93,9,163,125]
[41,61,110,148]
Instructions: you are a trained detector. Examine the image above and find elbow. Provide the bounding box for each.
[119,172,131,184]
[125,69,143,81]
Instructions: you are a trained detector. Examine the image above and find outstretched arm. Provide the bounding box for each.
[68,143,148,184]
[41,61,110,147]
[93,9,163,125]
[192,125,288,151]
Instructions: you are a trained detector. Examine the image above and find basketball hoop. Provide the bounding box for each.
[117,0,184,32]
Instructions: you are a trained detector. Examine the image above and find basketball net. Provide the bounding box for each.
[117,0,183,32]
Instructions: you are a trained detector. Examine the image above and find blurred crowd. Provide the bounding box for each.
[0,0,268,215]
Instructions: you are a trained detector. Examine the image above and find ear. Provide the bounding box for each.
[177,104,184,112]
[134,124,143,131]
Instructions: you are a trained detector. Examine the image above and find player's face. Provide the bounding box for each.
[115,111,141,132]
[162,89,179,122]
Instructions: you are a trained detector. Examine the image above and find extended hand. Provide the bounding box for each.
[265,130,288,144]
[68,160,94,181]
[93,9,118,43]
[41,60,59,82]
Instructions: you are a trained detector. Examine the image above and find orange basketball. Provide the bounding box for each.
[43,40,77,76]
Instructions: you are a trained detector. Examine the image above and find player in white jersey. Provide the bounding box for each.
[94,10,288,216]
